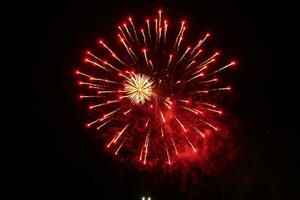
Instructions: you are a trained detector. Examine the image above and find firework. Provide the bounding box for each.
[76,9,236,166]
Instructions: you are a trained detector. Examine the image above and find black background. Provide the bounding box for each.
[21,0,298,199]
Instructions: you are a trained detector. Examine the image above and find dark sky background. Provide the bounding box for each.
[22,0,298,199]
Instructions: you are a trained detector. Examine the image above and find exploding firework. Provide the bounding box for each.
[75,9,236,166]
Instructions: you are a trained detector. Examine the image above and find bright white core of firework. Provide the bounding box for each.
[124,73,154,104]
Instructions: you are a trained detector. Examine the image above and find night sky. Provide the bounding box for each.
[23,0,298,199]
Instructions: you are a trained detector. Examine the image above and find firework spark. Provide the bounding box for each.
[76,9,236,166]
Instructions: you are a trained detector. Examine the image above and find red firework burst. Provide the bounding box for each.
[75,9,236,166]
